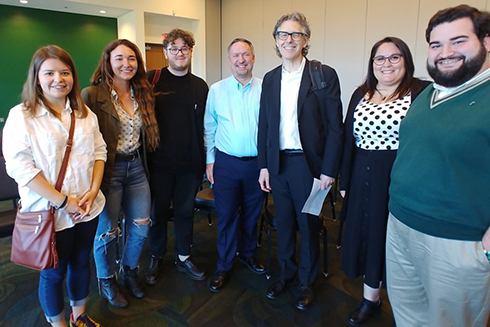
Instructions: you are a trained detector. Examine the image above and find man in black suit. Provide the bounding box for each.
[258,12,343,311]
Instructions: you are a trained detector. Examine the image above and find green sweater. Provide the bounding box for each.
[389,76,490,241]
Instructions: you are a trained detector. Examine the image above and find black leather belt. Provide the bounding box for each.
[234,155,257,161]
[281,149,304,155]
[115,150,140,161]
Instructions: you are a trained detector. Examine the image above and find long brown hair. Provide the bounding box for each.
[360,37,422,101]
[22,45,87,117]
[90,39,160,152]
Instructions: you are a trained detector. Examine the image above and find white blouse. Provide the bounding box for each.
[3,100,107,232]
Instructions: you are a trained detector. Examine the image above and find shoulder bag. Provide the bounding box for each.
[10,111,75,270]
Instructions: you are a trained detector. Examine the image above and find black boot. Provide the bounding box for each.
[348,298,381,325]
[98,277,129,308]
[145,256,163,286]
[122,265,145,299]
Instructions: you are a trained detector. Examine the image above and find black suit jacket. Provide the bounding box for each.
[258,59,344,178]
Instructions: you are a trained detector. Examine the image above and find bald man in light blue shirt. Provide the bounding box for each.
[204,38,265,292]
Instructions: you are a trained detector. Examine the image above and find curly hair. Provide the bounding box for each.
[90,39,160,152]
[272,12,311,58]
[22,45,87,118]
[163,28,195,49]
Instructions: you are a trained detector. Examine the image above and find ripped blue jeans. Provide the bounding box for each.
[93,158,151,278]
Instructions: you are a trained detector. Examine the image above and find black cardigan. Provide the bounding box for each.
[339,80,432,191]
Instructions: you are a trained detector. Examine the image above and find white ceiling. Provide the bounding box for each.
[0,0,130,18]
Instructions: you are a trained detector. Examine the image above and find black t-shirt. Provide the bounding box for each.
[148,67,208,174]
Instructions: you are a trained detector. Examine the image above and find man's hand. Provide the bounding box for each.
[206,163,215,184]
[259,168,271,192]
[320,174,335,191]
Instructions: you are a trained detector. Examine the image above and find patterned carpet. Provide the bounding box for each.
[0,199,398,327]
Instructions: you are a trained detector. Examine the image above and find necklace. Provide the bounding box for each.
[376,89,391,102]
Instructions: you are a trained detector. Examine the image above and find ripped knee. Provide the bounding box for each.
[133,218,151,226]
[97,228,119,242]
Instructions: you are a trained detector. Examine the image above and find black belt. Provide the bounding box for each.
[115,150,140,161]
[281,149,304,155]
[234,155,257,161]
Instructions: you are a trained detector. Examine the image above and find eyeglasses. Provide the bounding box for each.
[276,31,305,41]
[167,47,191,55]
[373,54,403,66]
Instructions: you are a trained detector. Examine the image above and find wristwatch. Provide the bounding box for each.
[53,195,68,210]
[484,248,490,264]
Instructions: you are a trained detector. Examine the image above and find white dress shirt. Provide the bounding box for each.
[3,100,107,232]
[279,57,306,150]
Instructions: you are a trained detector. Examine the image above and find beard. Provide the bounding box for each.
[427,44,488,87]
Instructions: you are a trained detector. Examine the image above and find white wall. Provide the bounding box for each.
[67,0,208,79]
[221,0,490,110]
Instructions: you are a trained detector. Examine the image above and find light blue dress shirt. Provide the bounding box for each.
[204,75,262,164]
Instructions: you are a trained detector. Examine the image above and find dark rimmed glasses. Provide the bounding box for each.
[373,54,403,66]
[276,31,305,41]
[167,47,191,55]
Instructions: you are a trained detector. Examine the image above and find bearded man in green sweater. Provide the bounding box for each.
[386,5,490,327]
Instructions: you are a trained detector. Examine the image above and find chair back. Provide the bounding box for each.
[0,131,20,202]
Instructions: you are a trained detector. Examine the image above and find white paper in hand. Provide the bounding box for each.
[301,178,332,216]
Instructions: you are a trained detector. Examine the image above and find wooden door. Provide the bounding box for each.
[145,43,168,71]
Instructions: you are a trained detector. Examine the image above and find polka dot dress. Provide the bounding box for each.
[353,94,411,150]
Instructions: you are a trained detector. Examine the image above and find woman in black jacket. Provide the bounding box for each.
[82,39,159,309]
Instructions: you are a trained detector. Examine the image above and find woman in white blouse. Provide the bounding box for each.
[3,45,106,327]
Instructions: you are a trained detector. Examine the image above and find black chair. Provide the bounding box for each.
[194,179,215,227]
[257,193,275,279]
[0,133,20,238]
[0,155,19,209]
[257,184,337,279]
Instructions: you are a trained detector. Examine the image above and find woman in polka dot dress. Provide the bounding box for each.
[339,37,430,325]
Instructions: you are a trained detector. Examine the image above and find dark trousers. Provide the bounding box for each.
[270,152,320,286]
[213,150,264,271]
[148,171,201,257]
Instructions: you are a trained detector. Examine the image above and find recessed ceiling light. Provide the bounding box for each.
[20,0,28,3]
[99,10,106,14]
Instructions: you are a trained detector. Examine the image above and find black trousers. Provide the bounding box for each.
[148,171,201,257]
[270,152,320,287]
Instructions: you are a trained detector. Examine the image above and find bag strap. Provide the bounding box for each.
[54,111,75,192]
[151,68,162,87]
[309,60,331,139]
[309,60,327,92]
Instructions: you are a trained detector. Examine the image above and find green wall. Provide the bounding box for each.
[0,5,118,129]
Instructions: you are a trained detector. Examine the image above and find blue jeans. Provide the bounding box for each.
[39,218,98,323]
[93,158,151,278]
